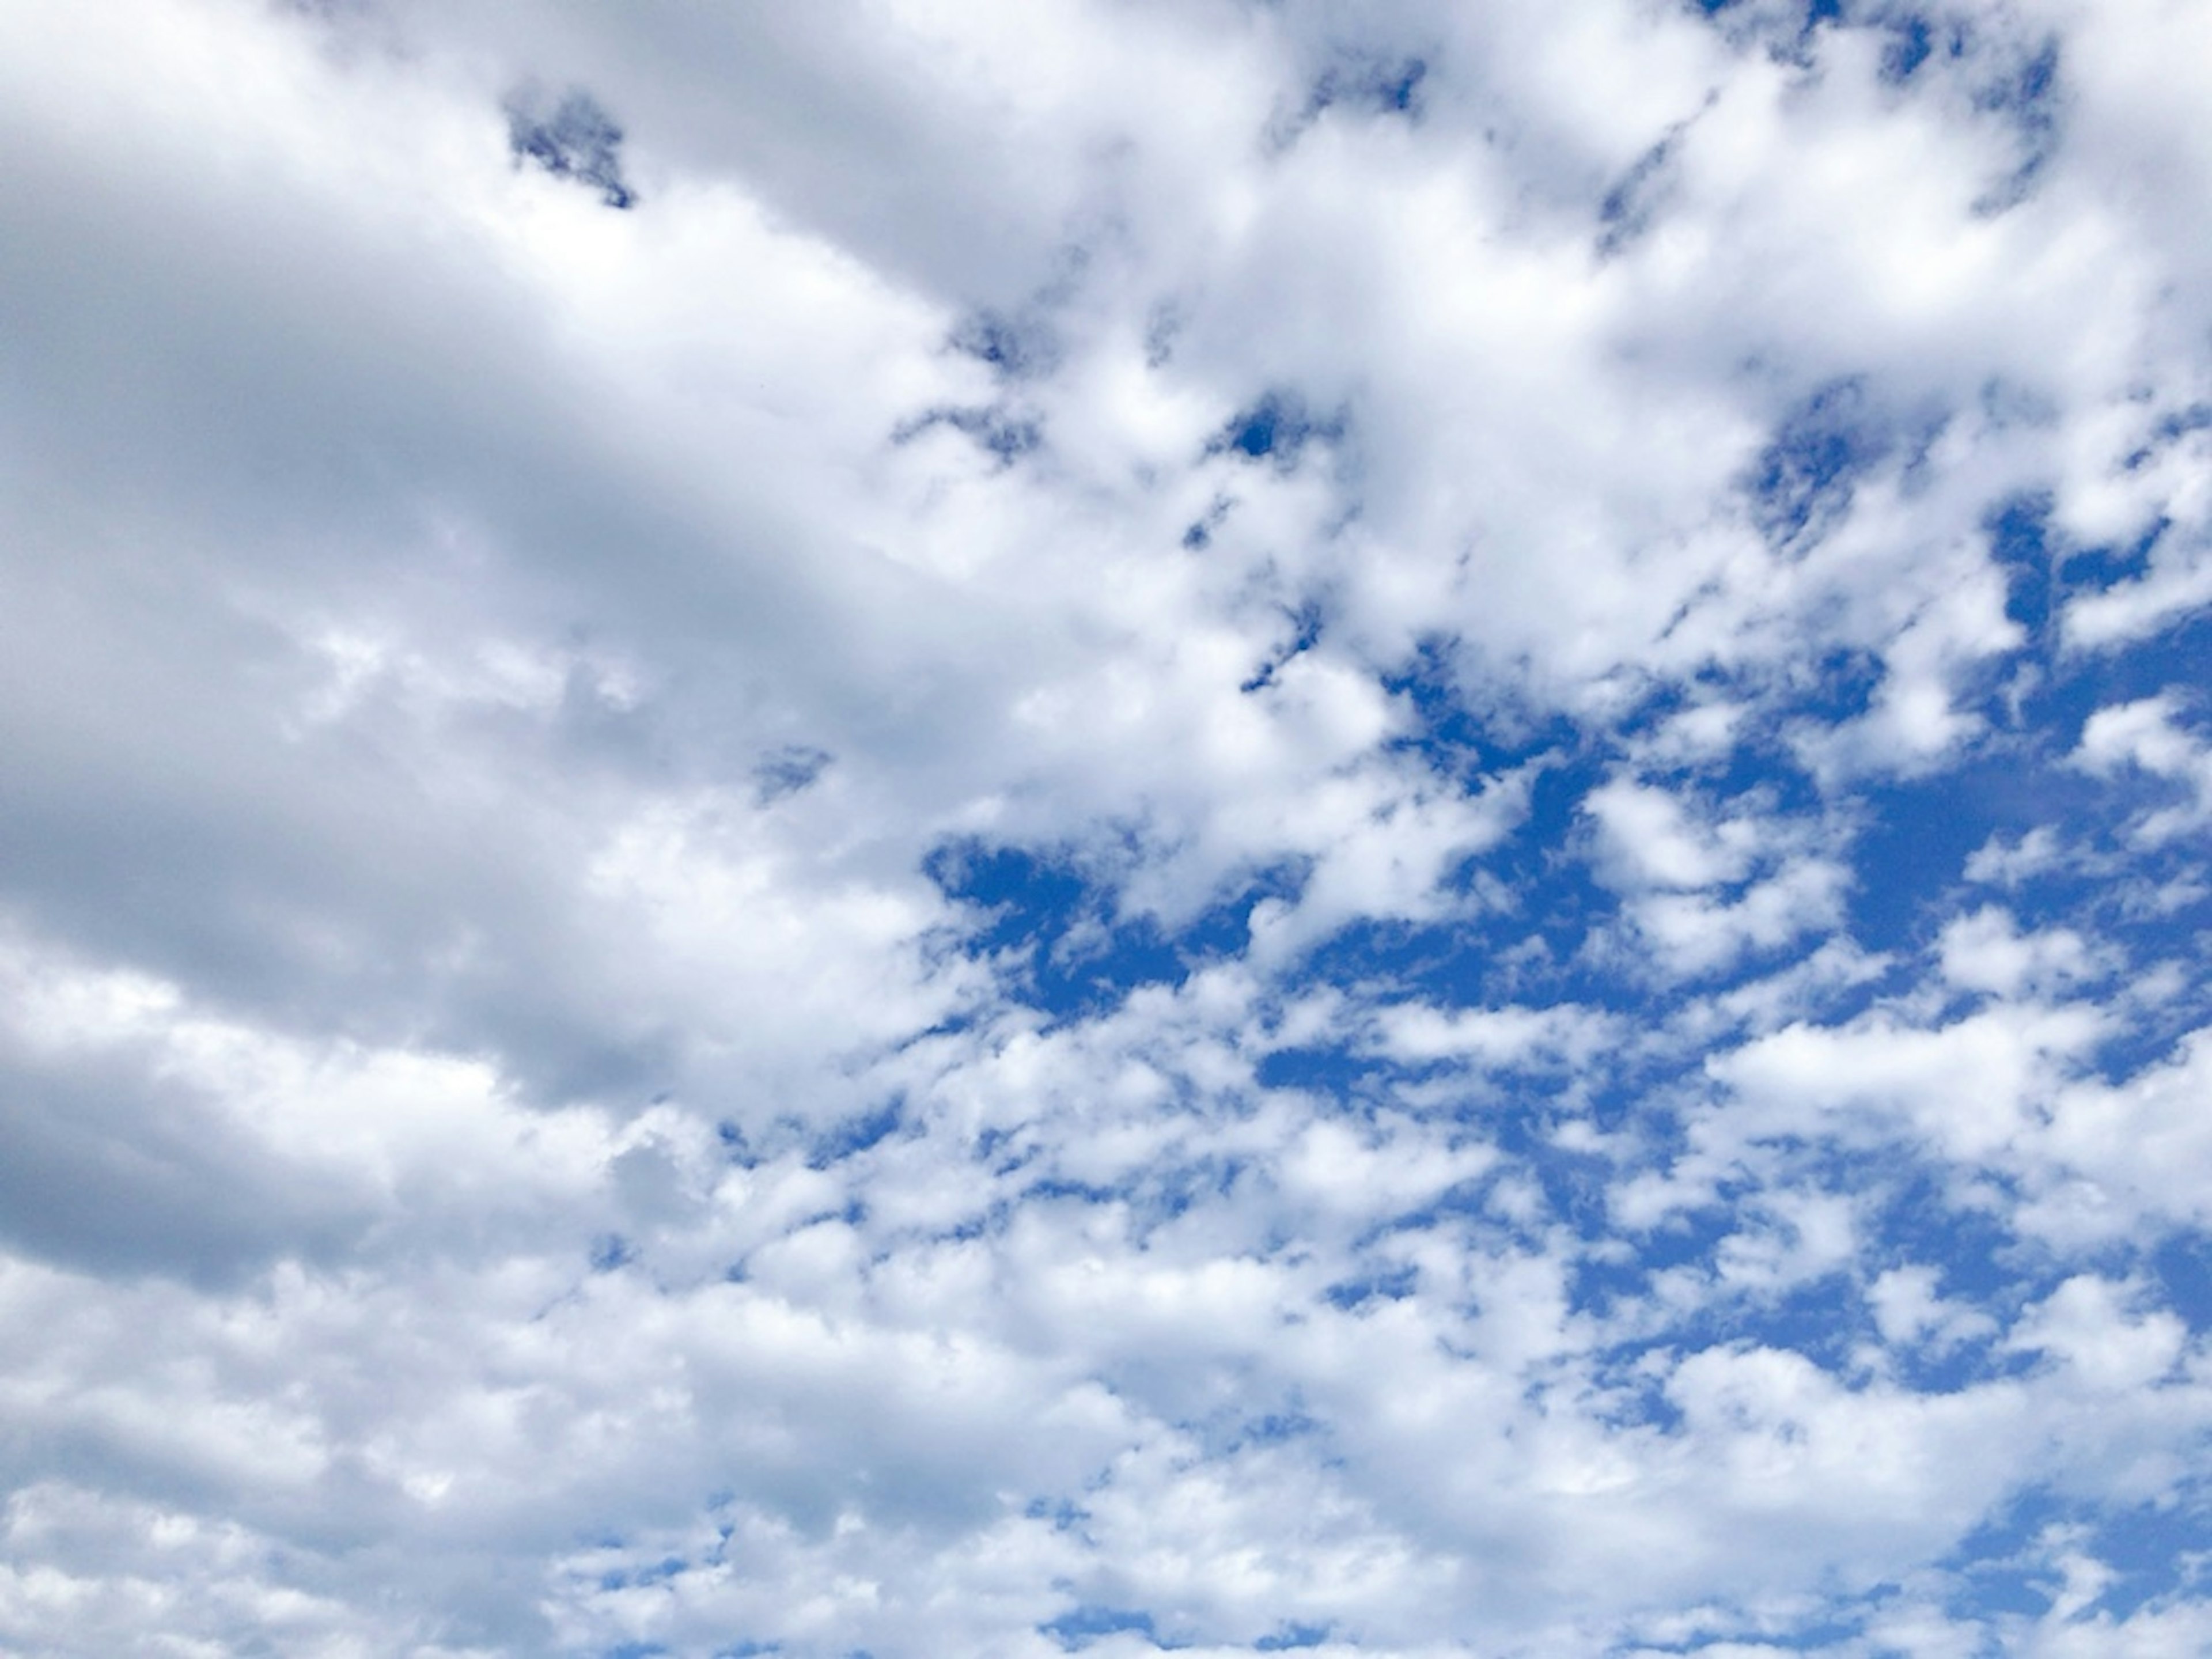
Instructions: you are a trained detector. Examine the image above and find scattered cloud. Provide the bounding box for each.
[5,0,2212,1655]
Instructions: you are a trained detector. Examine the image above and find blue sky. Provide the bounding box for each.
[3,1,2212,1655]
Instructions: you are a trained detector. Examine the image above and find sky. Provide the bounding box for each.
[2,0,2211,1654]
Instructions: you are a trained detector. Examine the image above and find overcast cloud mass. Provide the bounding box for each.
[5,1,2212,1654]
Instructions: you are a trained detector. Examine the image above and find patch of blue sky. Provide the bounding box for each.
[1881,13,1939,81]
[1304,55,1427,120]
[924,841,1198,1020]
[1040,1605,1168,1652]
[1860,1165,2037,1299]
[597,1558,688,1594]
[1688,0,1846,59]
[1937,1489,2209,1624]
[890,402,1043,465]
[1192,1406,1329,1460]
[1266,49,1429,153]
[1251,1041,1383,1104]
[2152,1235,2212,1335]
[1972,33,2061,133]
[505,86,637,209]
[1744,378,1892,555]
[1237,600,1325,694]
[2054,612,2212,726]
[1379,640,1582,769]
[2070,1499,2212,1620]
[807,1099,904,1169]
[1597,132,1682,259]
[1967,32,2065,208]
[1253,1624,1332,1652]
[949,307,1060,381]
[1209,391,1344,470]
[1024,1495,1091,1531]
[1983,491,2055,630]
[1843,763,2067,950]
[1321,1263,1421,1312]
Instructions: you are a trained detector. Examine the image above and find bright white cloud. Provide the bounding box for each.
[6,0,2212,1655]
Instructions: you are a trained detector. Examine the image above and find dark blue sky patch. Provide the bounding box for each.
[1255,1042,1382,1100]
[1125,1156,1247,1232]
[1041,1606,1164,1651]
[1255,1623,1332,1651]
[2077,1495,2212,1619]
[1971,36,2063,210]
[924,842,1181,1016]
[1843,758,2082,952]
[2059,517,2163,596]
[1209,391,1344,469]
[2120,402,2212,472]
[808,1100,904,1169]
[892,404,1043,465]
[1239,601,1325,692]
[1181,866,1308,961]
[1985,492,2055,632]
[2151,1234,2212,1335]
[1941,1488,2212,1624]
[1771,643,1887,735]
[507,88,637,209]
[1268,51,1429,151]
[1224,1407,1324,1451]
[2081,954,2212,1088]
[1379,640,1580,772]
[1862,1163,2046,1312]
[1598,132,1680,257]
[597,1556,686,1594]
[1181,494,1232,550]
[2039,609,2212,740]
[1735,1272,1888,1374]
[1745,379,1889,554]
[1975,35,2061,130]
[1687,0,1844,57]
[950,308,1059,381]
[1307,55,1429,120]
[1883,14,1937,81]
[1024,1495,1090,1531]
[920,844,1084,946]
[1878,12,1981,83]
[1323,1263,1421,1310]
[926,840,1321,1019]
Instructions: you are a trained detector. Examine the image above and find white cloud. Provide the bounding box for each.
[1938,905,2108,998]
[8,0,2212,1653]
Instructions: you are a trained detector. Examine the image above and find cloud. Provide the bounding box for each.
[5,0,2212,1655]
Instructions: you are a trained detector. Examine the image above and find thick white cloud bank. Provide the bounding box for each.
[5,1,2212,1654]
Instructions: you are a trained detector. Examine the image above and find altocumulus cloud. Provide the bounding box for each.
[5,1,2212,1654]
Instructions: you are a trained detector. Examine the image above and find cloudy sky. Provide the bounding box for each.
[5,1,2212,1654]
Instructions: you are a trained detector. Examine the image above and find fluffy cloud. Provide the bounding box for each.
[5,0,2212,1654]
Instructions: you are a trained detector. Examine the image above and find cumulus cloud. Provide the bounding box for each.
[5,0,2212,1654]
